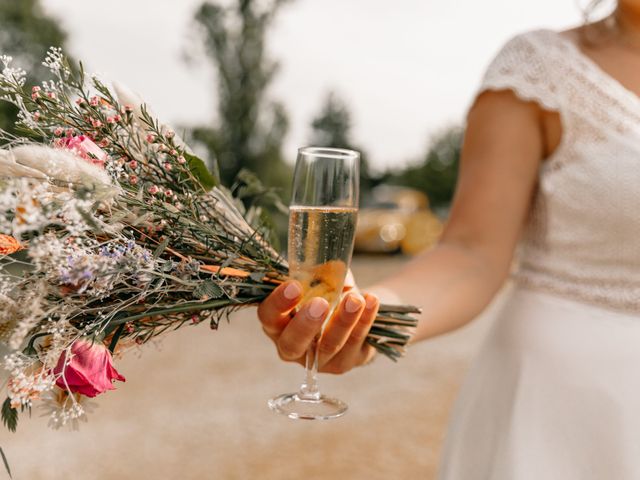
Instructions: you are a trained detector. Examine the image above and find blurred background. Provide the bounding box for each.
[1,0,584,478]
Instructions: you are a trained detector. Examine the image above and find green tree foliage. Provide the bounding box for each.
[308,92,377,199]
[384,126,463,208]
[191,0,292,193]
[0,0,69,134]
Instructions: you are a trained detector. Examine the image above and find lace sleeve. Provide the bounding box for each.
[477,31,561,112]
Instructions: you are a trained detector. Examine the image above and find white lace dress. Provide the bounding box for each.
[438,30,640,479]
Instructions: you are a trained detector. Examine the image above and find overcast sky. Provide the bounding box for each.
[42,0,586,170]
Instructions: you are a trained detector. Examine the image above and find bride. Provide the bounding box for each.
[257,0,640,477]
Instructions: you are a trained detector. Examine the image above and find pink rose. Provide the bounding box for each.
[54,339,125,398]
[58,135,108,167]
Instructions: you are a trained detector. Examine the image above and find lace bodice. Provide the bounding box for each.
[478,29,640,312]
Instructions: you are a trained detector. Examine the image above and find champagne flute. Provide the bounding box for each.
[268,146,359,420]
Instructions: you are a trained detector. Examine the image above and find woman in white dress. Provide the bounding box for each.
[257,0,640,477]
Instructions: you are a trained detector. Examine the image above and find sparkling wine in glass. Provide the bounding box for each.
[268,147,359,420]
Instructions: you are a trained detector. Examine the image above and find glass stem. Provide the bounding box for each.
[298,333,321,400]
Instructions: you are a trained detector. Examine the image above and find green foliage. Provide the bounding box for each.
[309,92,377,198]
[0,445,11,478]
[193,280,224,300]
[0,0,69,135]
[184,151,219,190]
[1,398,17,433]
[191,0,293,195]
[384,126,463,208]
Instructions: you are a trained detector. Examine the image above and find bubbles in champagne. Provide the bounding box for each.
[288,206,358,307]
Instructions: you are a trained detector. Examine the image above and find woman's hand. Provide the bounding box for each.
[257,280,380,374]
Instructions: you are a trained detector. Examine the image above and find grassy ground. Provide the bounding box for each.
[2,255,500,480]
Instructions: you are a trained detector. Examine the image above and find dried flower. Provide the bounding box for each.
[0,234,22,255]
[57,135,108,167]
[54,339,125,398]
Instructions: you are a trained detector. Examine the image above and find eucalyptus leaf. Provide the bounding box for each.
[184,152,218,190]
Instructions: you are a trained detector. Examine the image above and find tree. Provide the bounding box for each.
[0,0,69,134]
[308,92,376,199]
[190,0,292,192]
[384,126,463,208]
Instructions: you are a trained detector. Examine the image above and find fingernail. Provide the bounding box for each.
[283,282,302,300]
[366,294,378,310]
[307,298,328,320]
[345,294,363,313]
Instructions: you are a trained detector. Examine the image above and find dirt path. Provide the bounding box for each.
[3,255,500,480]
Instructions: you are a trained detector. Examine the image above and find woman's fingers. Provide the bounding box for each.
[317,292,365,365]
[276,297,329,361]
[257,281,302,338]
[257,281,379,372]
[321,294,379,374]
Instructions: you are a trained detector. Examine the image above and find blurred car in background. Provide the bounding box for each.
[355,186,443,255]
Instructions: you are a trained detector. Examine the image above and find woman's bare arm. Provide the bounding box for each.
[386,89,545,341]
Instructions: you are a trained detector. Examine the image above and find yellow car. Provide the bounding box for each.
[354,186,443,255]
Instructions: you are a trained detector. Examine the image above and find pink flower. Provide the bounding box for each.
[53,339,125,398]
[169,149,177,156]
[47,91,56,99]
[177,156,186,164]
[54,127,64,136]
[89,96,99,107]
[129,174,138,185]
[148,185,159,195]
[31,92,40,101]
[113,114,122,123]
[76,98,86,106]
[163,162,172,171]
[165,130,175,139]
[58,135,108,167]
[128,160,138,169]
[106,116,116,124]
[91,118,102,128]
[164,189,172,197]
[32,86,41,93]
[33,111,41,121]
[146,134,155,143]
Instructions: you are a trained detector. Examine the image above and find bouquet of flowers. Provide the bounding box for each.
[0,48,420,435]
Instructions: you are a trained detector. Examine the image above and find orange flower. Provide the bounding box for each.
[0,234,23,255]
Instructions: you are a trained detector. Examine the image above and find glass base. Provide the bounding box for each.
[268,393,348,420]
